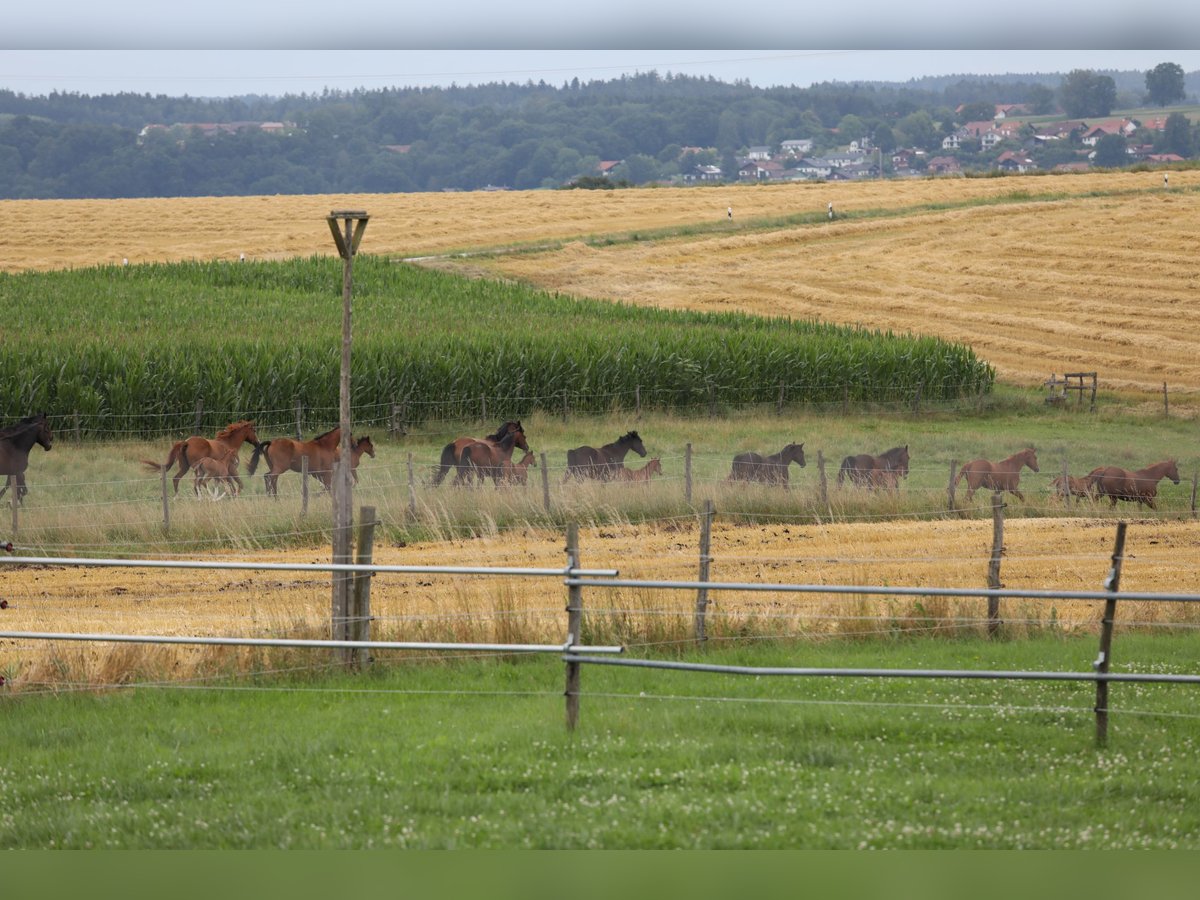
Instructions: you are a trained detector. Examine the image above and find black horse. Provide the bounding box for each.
[565,430,647,481]
[432,420,523,487]
[837,445,910,488]
[727,442,806,486]
[0,413,54,504]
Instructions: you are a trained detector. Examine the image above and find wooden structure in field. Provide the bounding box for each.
[1045,372,1097,410]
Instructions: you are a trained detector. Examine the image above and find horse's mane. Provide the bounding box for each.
[0,415,46,441]
[621,430,641,442]
[311,426,339,443]
[486,421,522,443]
[215,419,255,440]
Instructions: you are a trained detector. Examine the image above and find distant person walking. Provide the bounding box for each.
[827,202,835,221]
[727,206,733,219]
[1164,172,1169,187]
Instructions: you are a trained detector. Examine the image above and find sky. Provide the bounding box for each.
[4,4,1200,98]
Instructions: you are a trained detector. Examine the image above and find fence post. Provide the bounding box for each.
[947,459,958,514]
[562,389,569,424]
[1062,458,1072,509]
[193,398,204,434]
[160,468,170,534]
[10,481,18,538]
[540,452,551,513]
[349,505,377,669]
[480,395,487,424]
[708,383,717,418]
[295,400,303,440]
[565,522,583,732]
[912,381,924,415]
[684,443,693,506]
[842,384,849,416]
[1095,522,1128,748]
[694,499,714,646]
[73,411,82,443]
[817,450,830,519]
[1163,382,1169,418]
[300,455,309,517]
[635,385,641,419]
[390,398,402,438]
[987,492,1004,637]
[406,452,417,520]
[1191,470,1198,520]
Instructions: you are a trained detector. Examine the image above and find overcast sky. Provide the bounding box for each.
[4,4,1200,98]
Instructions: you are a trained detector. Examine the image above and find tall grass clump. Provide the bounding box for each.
[0,256,993,436]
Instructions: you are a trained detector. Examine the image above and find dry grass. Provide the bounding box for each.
[5,516,1198,687]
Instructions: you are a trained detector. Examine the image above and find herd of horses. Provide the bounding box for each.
[0,413,1185,512]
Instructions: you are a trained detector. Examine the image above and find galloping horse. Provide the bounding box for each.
[565,431,647,482]
[454,428,530,487]
[143,420,260,496]
[957,448,1039,501]
[1086,460,1180,510]
[432,421,524,487]
[727,443,805,486]
[192,447,242,498]
[1050,473,1095,504]
[250,427,342,497]
[837,446,910,488]
[0,413,54,504]
[501,451,537,486]
[615,457,663,483]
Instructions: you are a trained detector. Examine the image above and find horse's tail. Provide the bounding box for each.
[248,440,270,476]
[431,442,459,486]
[836,457,852,486]
[142,440,186,473]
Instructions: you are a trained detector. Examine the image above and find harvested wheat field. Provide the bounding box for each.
[4,516,1197,686]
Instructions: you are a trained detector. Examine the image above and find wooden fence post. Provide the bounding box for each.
[295,400,303,440]
[193,398,204,434]
[947,459,958,514]
[73,411,82,443]
[684,443,693,506]
[540,452,551,513]
[300,455,309,517]
[1191,470,1198,520]
[694,499,714,646]
[349,505,377,669]
[912,381,924,415]
[1163,382,1169,418]
[160,468,170,534]
[10,481,18,538]
[1095,522,1128,748]
[564,522,583,732]
[1062,458,1071,509]
[635,385,641,419]
[480,395,487,424]
[817,450,830,519]
[987,492,1004,637]
[406,452,417,520]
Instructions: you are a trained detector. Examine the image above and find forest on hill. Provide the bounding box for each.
[1,66,1196,198]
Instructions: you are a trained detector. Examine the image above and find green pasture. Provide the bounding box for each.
[0,256,991,437]
[3,635,1199,849]
[9,394,1197,554]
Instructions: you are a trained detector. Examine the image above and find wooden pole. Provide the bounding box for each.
[565,522,583,732]
[349,505,377,669]
[480,394,487,424]
[987,492,1004,637]
[1191,470,1198,519]
[817,450,830,519]
[694,499,714,646]
[1095,522,1127,747]
[635,385,641,419]
[73,411,82,443]
[684,443,693,506]
[947,459,958,514]
[406,452,417,520]
[540,452,551,513]
[1062,458,1071,509]
[160,468,169,534]
[776,381,784,416]
[300,455,309,517]
[1163,382,1169,418]
[193,397,204,434]
[10,478,19,538]
[1089,374,1097,412]
[295,400,303,440]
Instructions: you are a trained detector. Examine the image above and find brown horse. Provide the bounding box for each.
[837,446,910,488]
[727,443,805,485]
[501,450,537,486]
[1086,460,1180,510]
[249,426,341,497]
[1050,473,1095,504]
[565,431,647,481]
[957,448,1039,501]
[336,435,376,484]
[142,420,260,496]
[454,429,530,487]
[192,447,242,498]
[432,421,524,487]
[0,413,54,505]
[615,457,663,483]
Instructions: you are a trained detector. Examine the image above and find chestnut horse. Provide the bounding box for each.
[0,413,54,505]
[501,450,537,486]
[455,429,530,487]
[1086,460,1180,510]
[837,446,909,488]
[1050,474,1095,504]
[565,431,646,481]
[143,420,260,495]
[615,457,663,483]
[339,435,376,484]
[432,421,524,487]
[192,447,242,498]
[957,448,1039,501]
[727,443,805,486]
[249,426,342,497]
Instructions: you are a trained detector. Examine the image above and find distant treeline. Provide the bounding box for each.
[0,68,1193,198]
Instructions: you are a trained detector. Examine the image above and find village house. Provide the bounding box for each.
[995,150,1038,173]
[746,145,773,160]
[1081,119,1137,146]
[780,139,815,157]
[926,156,963,175]
[682,165,723,183]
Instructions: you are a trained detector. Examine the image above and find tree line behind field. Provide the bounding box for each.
[0,65,1197,199]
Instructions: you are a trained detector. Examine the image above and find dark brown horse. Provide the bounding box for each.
[432,421,524,487]
[143,420,260,496]
[957,448,1039,501]
[249,427,342,497]
[1086,460,1180,510]
[565,431,647,482]
[454,428,530,487]
[0,413,54,505]
[727,443,805,485]
[837,445,910,488]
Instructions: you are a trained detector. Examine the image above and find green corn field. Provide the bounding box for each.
[0,256,994,437]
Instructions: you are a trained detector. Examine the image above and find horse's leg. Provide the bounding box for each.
[1011,489,1024,502]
